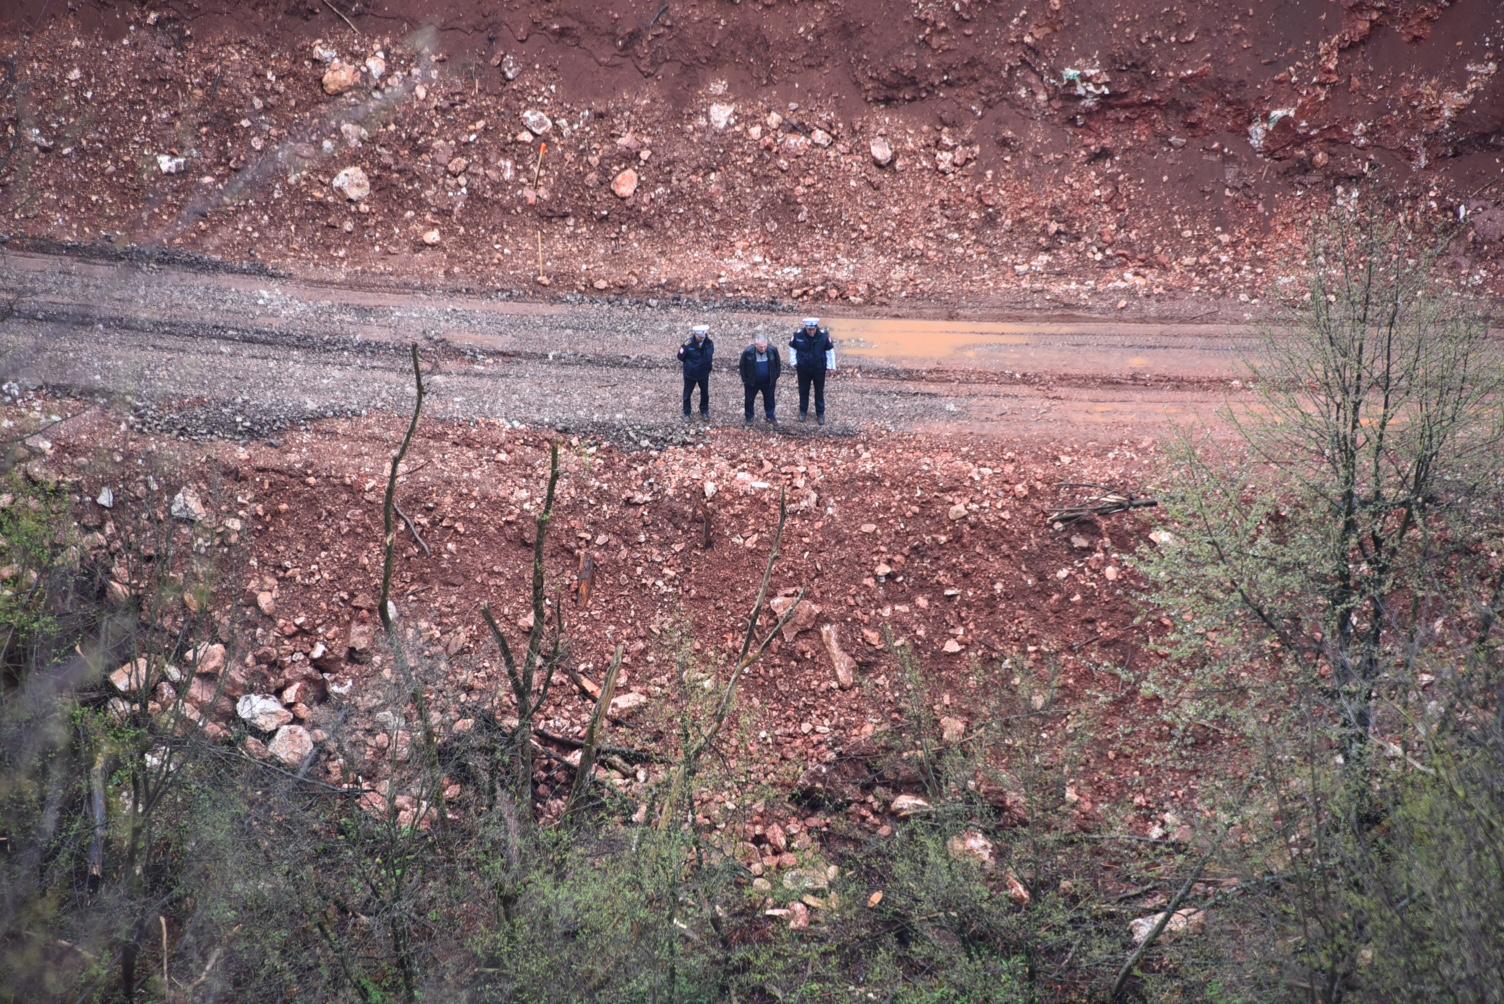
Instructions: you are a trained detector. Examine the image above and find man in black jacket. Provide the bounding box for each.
[677,323,714,420]
[738,333,781,425]
[789,316,833,425]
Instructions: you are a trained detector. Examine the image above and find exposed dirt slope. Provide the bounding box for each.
[2,0,1500,308]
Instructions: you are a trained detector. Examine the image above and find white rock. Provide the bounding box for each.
[156,154,187,175]
[170,488,205,522]
[892,794,932,817]
[421,229,441,246]
[708,102,735,130]
[811,128,833,147]
[870,136,894,166]
[237,694,293,733]
[608,692,649,720]
[268,725,315,768]
[332,165,370,201]
[365,54,386,80]
[946,830,994,867]
[1130,908,1205,945]
[521,109,553,135]
[96,487,114,508]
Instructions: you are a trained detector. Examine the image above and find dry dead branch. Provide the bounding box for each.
[1048,482,1158,524]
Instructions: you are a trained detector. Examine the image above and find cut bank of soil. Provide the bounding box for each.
[3,0,1500,310]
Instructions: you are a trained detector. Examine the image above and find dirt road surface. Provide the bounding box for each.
[0,247,1255,442]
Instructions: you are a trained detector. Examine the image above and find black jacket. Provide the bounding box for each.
[739,345,782,387]
[790,326,833,372]
[678,336,714,377]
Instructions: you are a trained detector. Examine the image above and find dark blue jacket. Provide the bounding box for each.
[790,326,833,372]
[678,336,714,377]
[739,345,782,387]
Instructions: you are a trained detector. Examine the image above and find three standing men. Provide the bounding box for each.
[679,319,834,427]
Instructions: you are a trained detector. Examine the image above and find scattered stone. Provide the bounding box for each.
[255,591,277,617]
[364,54,386,80]
[422,229,441,246]
[109,658,150,693]
[332,165,370,201]
[195,643,227,676]
[521,109,553,135]
[867,890,884,908]
[170,488,205,522]
[946,830,994,868]
[608,691,649,720]
[939,716,966,744]
[769,591,819,642]
[1004,870,1031,906]
[820,623,857,689]
[1130,908,1205,946]
[870,136,894,166]
[1149,529,1180,548]
[787,901,810,929]
[782,867,830,893]
[764,822,788,851]
[612,168,639,199]
[498,53,523,80]
[346,619,376,663]
[446,156,469,176]
[891,794,931,817]
[237,693,293,732]
[811,128,833,147]
[268,724,315,768]
[106,580,131,607]
[942,638,963,655]
[947,503,969,521]
[708,103,735,130]
[321,62,361,95]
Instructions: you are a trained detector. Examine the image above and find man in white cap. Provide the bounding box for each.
[789,316,834,425]
[738,332,782,425]
[677,323,714,421]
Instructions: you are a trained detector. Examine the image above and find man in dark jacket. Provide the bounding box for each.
[738,333,781,425]
[789,316,834,425]
[677,323,714,420]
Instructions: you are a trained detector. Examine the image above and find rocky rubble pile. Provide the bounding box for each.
[16,394,1219,895]
[3,2,1499,310]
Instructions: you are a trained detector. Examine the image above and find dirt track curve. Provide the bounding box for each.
[0,247,1256,443]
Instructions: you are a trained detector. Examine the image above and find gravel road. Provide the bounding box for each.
[0,247,1256,443]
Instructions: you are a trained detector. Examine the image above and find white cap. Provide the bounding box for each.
[802,317,820,327]
[691,324,710,335]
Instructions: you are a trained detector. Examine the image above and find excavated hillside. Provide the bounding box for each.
[2,0,1501,309]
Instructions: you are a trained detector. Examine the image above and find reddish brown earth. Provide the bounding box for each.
[2,0,1501,309]
[20,395,1210,853]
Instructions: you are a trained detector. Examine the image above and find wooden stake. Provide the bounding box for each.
[533,142,548,188]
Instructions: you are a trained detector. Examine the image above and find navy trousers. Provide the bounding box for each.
[682,373,709,416]
[743,382,776,420]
